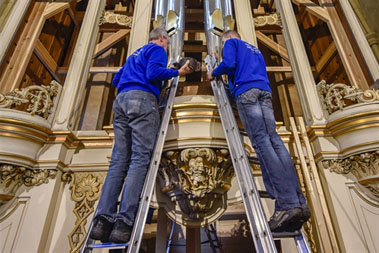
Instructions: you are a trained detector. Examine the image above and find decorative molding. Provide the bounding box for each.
[0,80,61,119]
[65,172,106,253]
[294,164,317,252]
[317,80,379,114]
[323,151,379,198]
[0,164,57,205]
[275,0,326,125]
[254,13,281,27]
[158,148,234,220]
[99,11,133,27]
[231,218,250,238]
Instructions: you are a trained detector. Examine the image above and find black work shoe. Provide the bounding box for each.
[89,216,114,242]
[285,206,311,232]
[109,220,133,243]
[268,207,302,232]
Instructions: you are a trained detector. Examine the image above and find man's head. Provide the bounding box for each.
[149,27,170,51]
[221,30,241,45]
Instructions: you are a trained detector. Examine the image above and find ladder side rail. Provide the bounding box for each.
[295,230,312,253]
[80,219,96,253]
[210,80,277,253]
[127,77,180,253]
[215,82,273,252]
[210,80,261,248]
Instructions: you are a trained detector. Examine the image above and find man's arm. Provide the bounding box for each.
[146,47,178,81]
[147,47,193,80]
[207,40,236,80]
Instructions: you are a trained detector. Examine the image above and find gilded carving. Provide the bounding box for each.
[65,172,106,253]
[323,151,379,198]
[0,80,61,119]
[99,11,133,27]
[254,13,281,27]
[231,218,250,238]
[316,80,379,114]
[158,148,234,220]
[0,164,57,205]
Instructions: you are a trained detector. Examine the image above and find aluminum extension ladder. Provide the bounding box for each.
[205,55,311,253]
[80,76,180,253]
[81,59,311,252]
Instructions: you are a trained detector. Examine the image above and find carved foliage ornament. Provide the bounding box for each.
[316,80,379,114]
[99,11,133,27]
[0,164,57,205]
[63,172,106,253]
[0,80,61,119]
[158,148,234,220]
[323,151,379,198]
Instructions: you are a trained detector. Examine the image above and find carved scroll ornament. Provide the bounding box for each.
[317,80,379,114]
[323,151,379,198]
[63,172,106,253]
[254,13,281,27]
[0,80,61,119]
[99,11,133,27]
[158,148,234,220]
[0,164,57,205]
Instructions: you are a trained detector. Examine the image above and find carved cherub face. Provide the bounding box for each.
[195,157,204,169]
[188,157,205,174]
[189,159,196,169]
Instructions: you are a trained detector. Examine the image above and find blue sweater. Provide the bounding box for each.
[212,38,271,99]
[113,43,179,100]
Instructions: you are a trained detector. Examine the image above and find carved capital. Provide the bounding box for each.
[99,11,133,27]
[66,172,106,253]
[0,80,61,119]
[0,164,57,205]
[316,80,379,114]
[323,151,379,198]
[158,148,234,220]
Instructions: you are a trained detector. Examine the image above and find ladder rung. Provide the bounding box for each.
[258,190,272,199]
[272,231,301,239]
[87,242,129,249]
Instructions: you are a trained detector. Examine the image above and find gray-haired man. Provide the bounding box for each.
[90,27,192,243]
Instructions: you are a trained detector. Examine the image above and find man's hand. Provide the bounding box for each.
[207,70,214,81]
[178,60,193,76]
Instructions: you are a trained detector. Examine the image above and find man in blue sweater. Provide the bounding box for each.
[89,27,193,243]
[207,30,310,232]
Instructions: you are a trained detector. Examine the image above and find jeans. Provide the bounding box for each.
[96,90,160,226]
[236,88,306,211]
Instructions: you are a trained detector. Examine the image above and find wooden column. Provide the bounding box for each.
[0,0,31,65]
[127,0,153,56]
[186,227,201,253]
[0,2,47,94]
[233,0,257,46]
[53,0,107,130]
[274,0,327,126]
[339,0,379,81]
[318,0,369,89]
